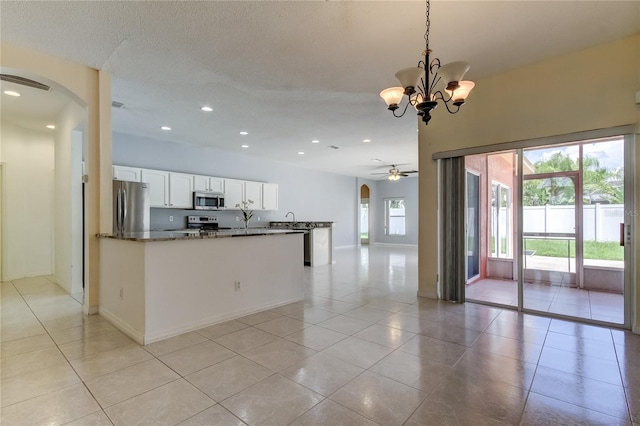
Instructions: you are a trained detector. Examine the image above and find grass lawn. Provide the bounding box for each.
[524,239,623,261]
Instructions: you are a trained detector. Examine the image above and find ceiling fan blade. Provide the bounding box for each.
[400,173,409,177]
[399,170,419,174]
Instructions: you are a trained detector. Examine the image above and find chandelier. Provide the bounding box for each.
[380,0,475,125]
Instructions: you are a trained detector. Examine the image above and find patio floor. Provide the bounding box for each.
[466,277,624,325]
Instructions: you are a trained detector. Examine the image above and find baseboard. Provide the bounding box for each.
[3,272,53,282]
[84,304,99,315]
[143,296,305,345]
[53,277,72,294]
[372,243,418,248]
[99,307,145,345]
[416,290,437,299]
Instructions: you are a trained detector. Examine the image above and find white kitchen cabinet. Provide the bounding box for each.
[224,179,245,209]
[209,177,224,193]
[244,181,263,211]
[262,183,278,210]
[193,175,225,193]
[168,172,193,208]
[141,169,169,207]
[193,175,210,192]
[113,166,142,182]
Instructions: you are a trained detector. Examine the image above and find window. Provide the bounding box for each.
[491,183,512,258]
[385,198,406,236]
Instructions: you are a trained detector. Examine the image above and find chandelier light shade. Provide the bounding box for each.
[380,87,405,108]
[380,0,475,125]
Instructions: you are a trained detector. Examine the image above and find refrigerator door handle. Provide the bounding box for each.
[122,188,127,227]
[116,188,123,233]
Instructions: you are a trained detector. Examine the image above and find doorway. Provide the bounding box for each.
[463,135,630,326]
[360,184,370,245]
[0,71,88,302]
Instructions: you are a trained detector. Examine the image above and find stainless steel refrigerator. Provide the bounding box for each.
[113,180,150,234]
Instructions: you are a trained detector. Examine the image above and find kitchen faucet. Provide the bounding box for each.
[285,211,296,222]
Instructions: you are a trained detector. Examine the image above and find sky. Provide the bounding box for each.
[524,137,624,171]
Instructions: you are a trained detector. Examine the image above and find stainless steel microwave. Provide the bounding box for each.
[193,191,225,210]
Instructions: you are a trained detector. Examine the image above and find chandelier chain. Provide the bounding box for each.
[424,0,430,50]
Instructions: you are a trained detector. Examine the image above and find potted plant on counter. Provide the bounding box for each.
[236,199,254,230]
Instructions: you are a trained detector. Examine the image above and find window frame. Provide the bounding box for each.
[384,198,406,236]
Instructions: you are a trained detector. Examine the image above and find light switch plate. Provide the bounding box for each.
[636,90,640,105]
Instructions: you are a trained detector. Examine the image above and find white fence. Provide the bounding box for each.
[523,204,623,242]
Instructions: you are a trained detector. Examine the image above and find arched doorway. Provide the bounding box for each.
[360,184,370,245]
[0,70,88,300]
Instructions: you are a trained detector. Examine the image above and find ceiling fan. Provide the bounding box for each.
[372,164,419,181]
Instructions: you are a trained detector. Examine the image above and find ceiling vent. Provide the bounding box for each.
[112,101,125,109]
[0,74,51,92]
[329,145,340,150]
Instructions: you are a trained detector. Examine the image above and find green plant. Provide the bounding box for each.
[236,199,254,225]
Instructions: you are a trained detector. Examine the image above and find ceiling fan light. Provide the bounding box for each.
[437,61,470,88]
[395,67,423,94]
[380,87,405,109]
[445,80,475,105]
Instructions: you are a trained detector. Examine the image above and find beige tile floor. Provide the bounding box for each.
[1,245,639,425]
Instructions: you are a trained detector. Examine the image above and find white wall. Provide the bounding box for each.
[0,121,55,280]
[112,132,359,248]
[54,103,86,294]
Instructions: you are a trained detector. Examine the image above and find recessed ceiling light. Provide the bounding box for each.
[46,124,56,130]
[241,144,249,148]
[3,90,20,97]
[298,151,305,155]
[200,106,213,112]
[160,126,172,131]
[311,140,320,144]
[239,131,249,136]
[363,139,372,143]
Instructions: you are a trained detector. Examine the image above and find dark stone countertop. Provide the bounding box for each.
[98,228,305,242]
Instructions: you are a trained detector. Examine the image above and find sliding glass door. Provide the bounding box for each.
[462,135,630,327]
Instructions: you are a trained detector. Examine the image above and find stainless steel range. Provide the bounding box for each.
[187,216,219,231]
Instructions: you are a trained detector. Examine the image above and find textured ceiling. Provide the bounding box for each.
[1,1,639,178]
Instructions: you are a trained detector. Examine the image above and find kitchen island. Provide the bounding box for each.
[98,229,304,344]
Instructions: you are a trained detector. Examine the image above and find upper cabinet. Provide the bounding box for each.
[194,175,225,193]
[119,165,277,211]
[141,169,169,207]
[140,169,193,208]
[262,183,279,210]
[244,181,263,211]
[168,172,194,208]
[224,179,245,209]
[113,166,141,182]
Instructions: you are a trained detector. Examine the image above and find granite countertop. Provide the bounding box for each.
[98,228,305,242]
[269,221,333,229]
